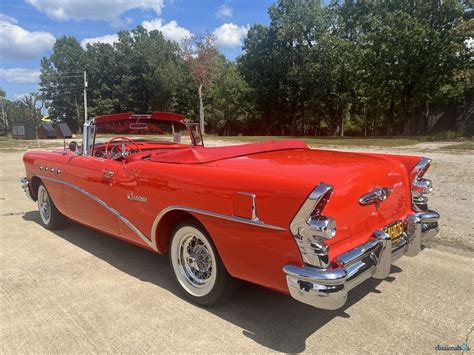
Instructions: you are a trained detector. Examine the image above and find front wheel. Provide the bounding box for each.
[169,221,239,306]
[37,184,66,230]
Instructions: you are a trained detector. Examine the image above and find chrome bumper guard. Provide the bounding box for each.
[21,177,33,201]
[283,211,440,310]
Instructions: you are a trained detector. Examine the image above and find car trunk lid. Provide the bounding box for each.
[213,148,409,243]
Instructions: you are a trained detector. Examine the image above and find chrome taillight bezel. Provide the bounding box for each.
[411,158,433,212]
[290,182,336,268]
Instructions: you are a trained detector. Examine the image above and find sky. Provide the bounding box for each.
[0,0,275,100]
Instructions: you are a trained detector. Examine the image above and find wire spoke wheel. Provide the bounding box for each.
[36,183,66,230]
[170,223,218,298]
[38,185,51,224]
[170,221,240,306]
[179,234,213,287]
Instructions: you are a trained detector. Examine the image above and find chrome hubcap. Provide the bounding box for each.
[39,188,51,222]
[178,234,213,287]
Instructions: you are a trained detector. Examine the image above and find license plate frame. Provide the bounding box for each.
[383,219,404,241]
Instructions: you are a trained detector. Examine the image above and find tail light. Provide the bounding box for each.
[290,182,337,268]
[411,158,433,211]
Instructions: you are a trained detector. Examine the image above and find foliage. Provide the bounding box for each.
[35,0,472,136]
[206,55,253,135]
[1,93,42,129]
[183,33,219,134]
[39,36,85,131]
[238,0,472,136]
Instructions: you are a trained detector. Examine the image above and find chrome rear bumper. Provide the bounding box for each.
[21,177,33,201]
[283,211,440,310]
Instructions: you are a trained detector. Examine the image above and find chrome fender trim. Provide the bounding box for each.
[37,176,286,253]
[151,205,286,247]
[40,176,158,251]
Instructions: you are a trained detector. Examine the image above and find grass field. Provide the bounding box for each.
[0,137,66,152]
[1,135,471,152]
[441,139,474,150]
[210,135,424,147]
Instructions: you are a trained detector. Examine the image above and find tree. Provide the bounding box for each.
[3,95,42,125]
[183,33,219,134]
[39,36,85,131]
[238,24,281,134]
[239,0,471,136]
[206,55,253,135]
[20,93,43,121]
[0,88,6,130]
[35,2,472,137]
[332,0,469,134]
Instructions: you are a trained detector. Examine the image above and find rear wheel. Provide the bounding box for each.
[37,184,66,230]
[169,221,239,306]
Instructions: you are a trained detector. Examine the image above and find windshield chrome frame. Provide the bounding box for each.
[81,117,95,156]
[81,116,201,157]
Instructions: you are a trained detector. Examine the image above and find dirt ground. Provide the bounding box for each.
[1,140,473,353]
[323,141,474,256]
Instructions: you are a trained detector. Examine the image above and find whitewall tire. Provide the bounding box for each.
[37,184,66,230]
[169,221,239,306]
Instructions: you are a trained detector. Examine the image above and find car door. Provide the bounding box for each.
[65,155,122,236]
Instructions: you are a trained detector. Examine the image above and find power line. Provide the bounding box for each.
[48,74,83,78]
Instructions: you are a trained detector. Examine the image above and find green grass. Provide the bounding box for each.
[0,137,64,152]
[441,140,474,150]
[206,135,423,147]
[2,134,469,153]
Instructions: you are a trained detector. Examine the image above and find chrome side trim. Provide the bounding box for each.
[39,177,285,253]
[151,205,286,243]
[40,176,157,250]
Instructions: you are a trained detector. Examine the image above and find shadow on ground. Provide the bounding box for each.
[23,210,402,353]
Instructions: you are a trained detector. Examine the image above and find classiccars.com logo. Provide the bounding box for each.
[435,343,470,352]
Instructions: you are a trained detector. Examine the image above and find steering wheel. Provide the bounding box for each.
[105,136,141,160]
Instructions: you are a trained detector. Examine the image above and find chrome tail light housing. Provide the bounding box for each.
[411,158,433,211]
[290,182,336,268]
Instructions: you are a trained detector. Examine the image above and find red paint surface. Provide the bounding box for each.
[23,137,423,294]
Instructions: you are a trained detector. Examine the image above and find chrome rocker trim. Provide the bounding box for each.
[22,176,285,252]
[283,210,440,310]
[21,177,33,201]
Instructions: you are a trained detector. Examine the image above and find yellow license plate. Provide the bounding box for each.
[383,220,404,241]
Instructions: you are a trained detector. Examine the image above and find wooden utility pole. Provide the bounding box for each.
[83,71,88,125]
[0,96,6,130]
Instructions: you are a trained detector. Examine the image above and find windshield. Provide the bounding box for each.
[95,118,193,145]
[83,116,199,160]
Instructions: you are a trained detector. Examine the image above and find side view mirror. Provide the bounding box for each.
[68,141,78,152]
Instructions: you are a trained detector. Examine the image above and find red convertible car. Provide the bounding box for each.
[21,112,439,310]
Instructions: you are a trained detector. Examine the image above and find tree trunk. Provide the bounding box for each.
[340,111,344,137]
[424,100,430,133]
[291,116,297,136]
[198,83,204,135]
[74,98,81,133]
[363,106,367,137]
